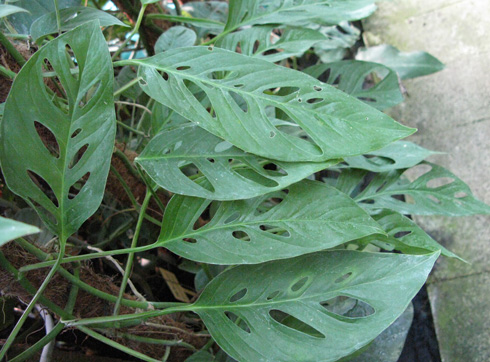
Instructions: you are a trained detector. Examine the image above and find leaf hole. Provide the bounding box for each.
[207,158,215,163]
[313,85,322,91]
[269,310,325,339]
[259,224,290,238]
[230,288,247,303]
[234,168,279,188]
[334,272,353,284]
[71,128,82,138]
[65,44,79,79]
[426,177,454,188]
[139,79,148,86]
[427,194,441,204]
[207,46,213,51]
[78,81,101,108]
[332,74,341,85]
[34,121,60,158]
[176,65,190,71]
[321,296,375,319]
[358,96,377,103]
[234,84,244,88]
[306,97,323,104]
[394,231,412,238]
[27,197,57,226]
[319,68,331,82]
[224,211,240,224]
[183,238,197,244]
[224,311,250,333]
[69,144,88,170]
[232,230,250,241]
[229,91,248,113]
[27,170,59,208]
[253,191,287,216]
[267,291,281,300]
[291,276,309,292]
[214,141,233,153]
[162,72,169,81]
[270,130,276,138]
[68,172,90,200]
[454,191,467,198]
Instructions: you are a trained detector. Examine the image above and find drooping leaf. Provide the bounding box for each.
[0,21,116,239]
[31,7,128,43]
[225,0,377,32]
[192,250,439,362]
[304,60,404,110]
[0,216,40,247]
[13,208,55,247]
[356,45,445,80]
[154,26,197,53]
[216,26,326,62]
[130,46,414,162]
[359,210,460,259]
[6,0,79,34]
[0,5,29,19]
[349,163,490,216]
[157,180,384,264]
[341,141,438,172]
[136,125,338,200]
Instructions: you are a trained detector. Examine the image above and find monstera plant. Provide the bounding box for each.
[0,1,486,361]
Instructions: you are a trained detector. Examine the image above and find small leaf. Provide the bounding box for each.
[192,250,439,362]
[216,25,326,62]
[305,60,404,111]
[356,45,445,79]
[312,22,360,63]
[157,180,384,264]
[130,46,414,162]
[31,7,128,43]
[0,216,40,246]
[136,125,337,200]
[352,162,490,216]
[155,26,197,53]
[342,141,438,172]
[0,5,29,19]
[0,21,116,239]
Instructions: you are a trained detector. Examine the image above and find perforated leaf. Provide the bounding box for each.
[304,60,403,111]
[31,7,128,43]
[157,180,383,264]
[356,45,444,80]
[361,210,460,259]
[0,21,116,239]
[350,163,490,216]
[216,26,326,62]
[137,125,337,200]
[341,141,438,172]
[0,216,40,247]
[312,22,360,63]
[192,250,439,362]
[225,0,377,31]
[129,46,414,162]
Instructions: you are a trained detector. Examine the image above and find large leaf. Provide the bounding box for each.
[341,141,438,172]
[225,0,377,32]
[0,5,29,19]
[157,180,384,264]
[360,210,460,259]
[348,163,490,216]
[192,250,439,362]
[356,45,445,80]
[0,216,40,247]
[136,124,337,200]
[31,7,128,43]
[154,26,197,53]
[216,26,326,62]
[0,21,116,239]
[304,60,404,111]
[6,0,79,34]
[129,46,414,162]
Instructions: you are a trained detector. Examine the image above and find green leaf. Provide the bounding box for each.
[0,21,116,239]
[312,22,360,63]
[362,210,460,259]
[185,350,215,362]
[0,4,29,19]
[136,125,337,200]
[0,216,40,246]
[157,180,384,264]
[225,0,377,32]
[216,26,326,62]
[342,141,438,172]
[6,0,79,34]
[31,7,128,43]
[352,162,490,216]
[304,60,404,111]
[130,46,414,162]
[356,45,445,80]
[192,250,439,362]
[154,26,197,53]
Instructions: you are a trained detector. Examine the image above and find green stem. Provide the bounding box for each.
[114,331,196,350]
[117,120,148,137]
[172,0,182,16]
[113,76,142,97]
[0,31,26,67]
[53,0,61,35]
[112,4,148,61]
[0,64,16,79]
[0,240,66,360]
[113,189,152,315]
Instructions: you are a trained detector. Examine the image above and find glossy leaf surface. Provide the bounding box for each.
[192,250,438,361]
[132,46,414,162]
[304,60,404,110]
[137,125,337,200]
[158,180,383,264]
[351,163,490,216]
[0,22,116,238]
[357,45,445,80]
[154,26,197,53]
[31,7,127,43]
[0,216,40,247]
